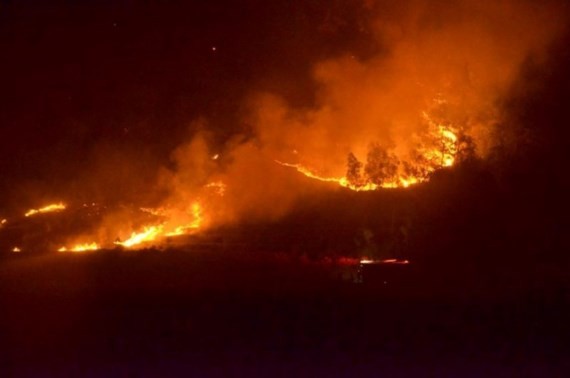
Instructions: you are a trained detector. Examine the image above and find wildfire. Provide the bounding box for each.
[140,207,168,217]
[115,225,164,248]
[25,202,66,217]
[421,112,458,168]
[58,242,100,252]
[9,181,213,252]
[275,160,375,191]
[276,120,459,191]
[205,181,227,196]
[360,259,410,265]
[165,202,203,237]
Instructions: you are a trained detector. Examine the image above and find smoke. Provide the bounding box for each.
[40,0,566,239]
[254,0,565,167]
[162,0,566,227]
[9,0,565,244]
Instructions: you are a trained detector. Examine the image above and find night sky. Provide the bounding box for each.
[0,1,377,210]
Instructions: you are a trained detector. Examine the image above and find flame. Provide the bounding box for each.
[12,181,217,250]
[115,225,164,248]
[360,259,410,265]
[58,242,100,252]
[116,203,203,245]
[276,119,459,191]
[165,202,203,237]
[275,161,384,191]
[421,112,458,168]
[1,219,6,227]
[12,247,21,253]
[25,202,66,217]
[140,207,168,217]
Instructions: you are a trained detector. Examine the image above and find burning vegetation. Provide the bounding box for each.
[24,203,67,218]
[276,110,471,190]
[0,0,566,256]
[0,182,216,253]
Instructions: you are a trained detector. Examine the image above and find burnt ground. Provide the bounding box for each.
[1,248,569,377]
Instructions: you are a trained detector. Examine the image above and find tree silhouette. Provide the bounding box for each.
[346,152,364,187]
[364,144,399,185]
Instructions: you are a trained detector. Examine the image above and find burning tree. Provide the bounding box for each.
[455,132,477,163]
[364,144,400,186]
[346,152,365,188]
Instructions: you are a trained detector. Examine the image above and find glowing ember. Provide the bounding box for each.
[360,259,376,264]
[115,225,164,248]
[360,259,410,265]
[25,202,66,217]
[205,181,227,196]
[140,207,168,217]
[12,247,21,253]
[1,219,6,227]
[58,242,100,252]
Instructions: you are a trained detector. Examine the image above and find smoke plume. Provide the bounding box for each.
[166,0,566,226]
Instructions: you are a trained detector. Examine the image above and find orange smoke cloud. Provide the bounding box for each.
[40,0,567,243]
[168,0,565,226]
[250,0,565,175]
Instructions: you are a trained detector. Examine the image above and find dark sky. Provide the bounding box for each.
[0,0,375,209]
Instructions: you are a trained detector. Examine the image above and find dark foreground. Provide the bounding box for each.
[1,249,569,377]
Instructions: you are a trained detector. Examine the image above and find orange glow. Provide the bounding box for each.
[205,181,227,196]
[58,242,100,252]
[12,247,21,253]
[360,259,377,264]
[1,219,6,227]
[421,112,458,168]
[165,202,203,237]
[140,207,168,217]
[25,202,66,217]
[276,119,459,191]
[115,225,164,248]
[360,259,410,265]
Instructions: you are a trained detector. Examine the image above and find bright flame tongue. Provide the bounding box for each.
[25,202,66,217]
[115,225,164,248]
[275,161,408,191]
[58,242,100,252]
[275,161,384,191]
[165,202,203,237]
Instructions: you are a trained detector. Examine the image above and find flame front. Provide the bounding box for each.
[115,225,164,248]
[25,202,66,217]
[115,203,203,247]
[277,117,460,191]
[5,183,215,253]
[165,202,203,237]
[58,242,100,252]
